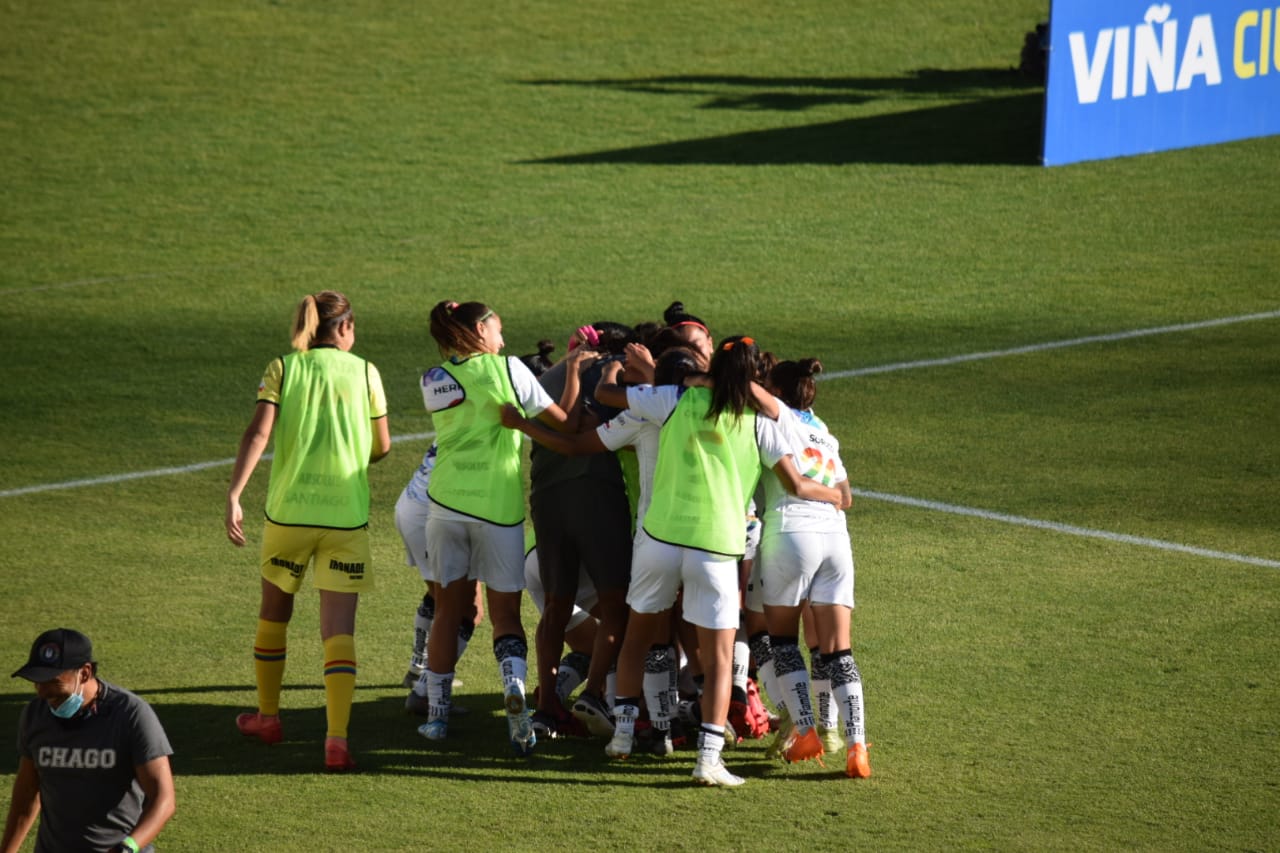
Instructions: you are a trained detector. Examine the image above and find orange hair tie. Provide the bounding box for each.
[721,336,755,351]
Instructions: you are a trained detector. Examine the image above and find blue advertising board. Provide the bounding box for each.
[1043,1,1280,165]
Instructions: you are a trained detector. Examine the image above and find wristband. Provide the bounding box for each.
[122,836,140,853]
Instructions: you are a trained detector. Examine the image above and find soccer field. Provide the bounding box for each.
[2,1,1278,850]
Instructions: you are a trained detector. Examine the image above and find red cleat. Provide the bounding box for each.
[325,737,357,772]
[235,712,282,745]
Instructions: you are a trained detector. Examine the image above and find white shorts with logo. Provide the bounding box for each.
[629,529,740,631]
[758,526,855,609]
[394,489,432,582]
[426,504,525,593]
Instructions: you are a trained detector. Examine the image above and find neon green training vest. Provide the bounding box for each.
[427,355,526,526]
[642,386,760,557]
[265,347,373,529]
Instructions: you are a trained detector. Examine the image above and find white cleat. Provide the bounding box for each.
[605,731,634,759]
[692,757,745,787]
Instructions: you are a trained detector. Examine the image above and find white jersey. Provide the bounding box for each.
[756,404,848,534]
[402,444,438,507]
[595,403,661,527]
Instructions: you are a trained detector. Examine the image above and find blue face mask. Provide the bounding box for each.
[50,681,85,719]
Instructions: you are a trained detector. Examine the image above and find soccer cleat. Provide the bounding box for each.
[405,691,430,715]
[782,726,825,764]
[723,718,741,748]
[324,737,356,772]
[417,718,448,741]
[846,743,872,779]
[530,710,559,741]
[692,756,746,787]
[571,691,616,738]
[639,725,675,756]
[818,725,843,756]
[554,708,589,738]
[765,707,794,760]
[604,730,634,759]
[744,679,773,738]
[235,712,283,745]
[505,683,536,757]
[727,700,758,741]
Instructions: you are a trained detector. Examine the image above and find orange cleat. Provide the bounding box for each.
[846,743,872,779]
[782,726,825,764]
[325,736,356,772]
[235,712,282,745]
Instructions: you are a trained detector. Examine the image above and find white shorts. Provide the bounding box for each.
[426,509,525,593]
[629,530,740,631]
[523,548,598,632]
[394,489,432,582]
[758,527,855,609]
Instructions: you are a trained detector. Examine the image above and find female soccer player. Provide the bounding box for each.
[226,291,391,772]
[756,358,870,778]
[597,335,774,786]
[416,300,571,756]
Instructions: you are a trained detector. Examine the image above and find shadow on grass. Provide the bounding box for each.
[0,689,794,785]
[520,69,1043,166]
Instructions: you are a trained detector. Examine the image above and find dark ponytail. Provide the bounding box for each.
[769,358,823,410]
[706,335,761,424]
[429,300,493,358]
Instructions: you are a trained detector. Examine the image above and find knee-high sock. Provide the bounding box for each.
[493,634,528,696]
[413,619,475,698]
[811,648,837,729]
[411,592,434,671]
[253,619,288,716]
[731,631,750,701]
[747,631,779,709]
[771,636,814,729]
[828,649,866,746]
[323,634,357,739]
[644,645,676,730]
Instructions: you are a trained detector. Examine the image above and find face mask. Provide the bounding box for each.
[50,680,85,719]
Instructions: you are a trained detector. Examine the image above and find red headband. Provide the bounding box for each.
[670,320,709,334]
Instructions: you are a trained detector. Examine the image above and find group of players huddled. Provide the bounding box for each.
[394,300,870,786]
[229,292,868,784]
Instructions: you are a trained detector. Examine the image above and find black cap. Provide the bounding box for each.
[12,628,94,682]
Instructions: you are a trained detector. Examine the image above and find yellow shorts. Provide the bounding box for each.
[260,521,372,594]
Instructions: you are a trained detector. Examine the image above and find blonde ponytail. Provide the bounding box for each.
[291,294,321,351]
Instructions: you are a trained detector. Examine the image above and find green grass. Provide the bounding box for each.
[2,1,1278,850]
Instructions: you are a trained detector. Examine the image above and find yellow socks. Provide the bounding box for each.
[323,634,357,739]
[253,619,288,716]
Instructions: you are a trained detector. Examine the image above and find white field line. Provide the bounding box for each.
[855,489,1280,569]
[822,309,1280,380]
[0,432,436,498]
[3,310,1278,569]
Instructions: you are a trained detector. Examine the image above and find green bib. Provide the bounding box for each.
[427,355,526,526]
[265,348,373,529]
[643,387,760,557]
